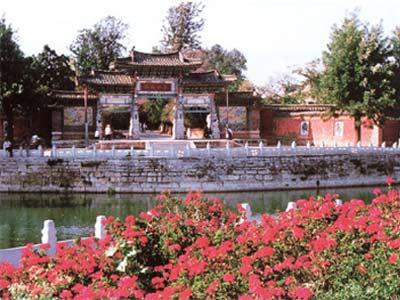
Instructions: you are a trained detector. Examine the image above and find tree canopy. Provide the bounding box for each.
[32,45,75,93]
[0,17,27,141]
[206,44,247,91]
[161,2,205,52]
[391,27,400,105]
[70,16,128,76]
[318,14,395,134]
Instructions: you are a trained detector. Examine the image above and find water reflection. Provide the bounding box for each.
[0,186,379,249]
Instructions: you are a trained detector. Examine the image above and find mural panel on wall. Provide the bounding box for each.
[219,107,247,130]
[64,107,93,126]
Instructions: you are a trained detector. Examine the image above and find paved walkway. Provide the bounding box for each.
[139,130,172,140]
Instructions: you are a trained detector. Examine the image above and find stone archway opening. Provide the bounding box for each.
[137,98,176,139]
[101,106,130,139]
[184,109,209,139]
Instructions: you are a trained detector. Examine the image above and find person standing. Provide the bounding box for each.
[105,124,112,140]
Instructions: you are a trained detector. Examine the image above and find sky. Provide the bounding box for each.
[2,0,400,85]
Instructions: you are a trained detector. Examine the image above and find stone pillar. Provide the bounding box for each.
[247,107,252,130]
[173,94,185,139]
[95,105,103,139]
[210,96,221,139]
[129,94,140,139]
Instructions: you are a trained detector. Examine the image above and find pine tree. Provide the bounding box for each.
[161,2,205,52]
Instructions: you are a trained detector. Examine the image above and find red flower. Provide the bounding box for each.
[223,273,235,283]
[372,188,382,196]
[180,288,191,300]
[294,286,313,300]
[310,236,336,253]
[292,226,305,239]
[389,253,398,265]
[206,280,219,295]
[239,263,252,275]
[386,176,395,186]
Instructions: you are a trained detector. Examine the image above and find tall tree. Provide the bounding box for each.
[0,17,25,144]
[391,27,400,105]
[70,16,128,76]
[359,24,395,125]
[33,45,75,93]
[207,44,247,91]
[319,14,395,139]
[161,2,205,51]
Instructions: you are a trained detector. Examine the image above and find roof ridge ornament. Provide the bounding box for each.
[131,46,136,62]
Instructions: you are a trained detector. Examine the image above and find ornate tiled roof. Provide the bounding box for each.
[182,70,232,86]
[113,49,202,68]
[79,71,135,86]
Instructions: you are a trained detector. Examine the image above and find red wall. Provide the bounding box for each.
[260,109,400,146]
[383,120,400,145]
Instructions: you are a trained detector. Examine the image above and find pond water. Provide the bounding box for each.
[0,186,381,249]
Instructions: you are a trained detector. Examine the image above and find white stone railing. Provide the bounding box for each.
[0,216,106,267]
[1,141,400,159]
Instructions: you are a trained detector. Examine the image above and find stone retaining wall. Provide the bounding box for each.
[0,153,399,193]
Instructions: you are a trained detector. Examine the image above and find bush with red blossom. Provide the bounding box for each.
[1,184,400,299]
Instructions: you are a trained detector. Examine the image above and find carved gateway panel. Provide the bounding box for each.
[138,80,176,95]
[99,94,132,105]
[183,95,212,107]
[183,95,212,112]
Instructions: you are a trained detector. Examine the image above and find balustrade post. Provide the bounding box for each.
[381,141,386,148]
[111,145,116,158]
[130,146,135,158]
[38,145,44,157]
[41,220,57,255]
[356,141,361,148]
[226,141,231,157]
[259,141,264,156]
[95,215,106,239]
[286,202,297,212]
[149,144,154,157]
[93,146,97,159]
[277,140,281,149]
[18,146,23,157]
[206,142,211,157]
[306,141,311,148]
[185,143,191,157]
[245,142,249,156]
[239,203,252,223]
[72,145,76,160]
[51,144,57,158]
[291,141,296,149]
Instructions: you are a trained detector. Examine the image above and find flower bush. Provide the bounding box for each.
[1,185,400,299]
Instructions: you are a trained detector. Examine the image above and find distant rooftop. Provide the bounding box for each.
[111,49,202,72]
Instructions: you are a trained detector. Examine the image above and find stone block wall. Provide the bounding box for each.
[0,153,398,193]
